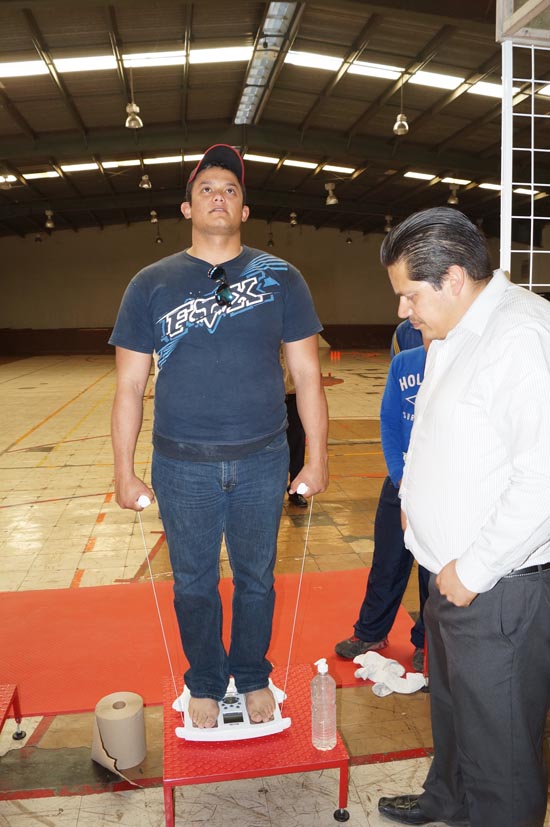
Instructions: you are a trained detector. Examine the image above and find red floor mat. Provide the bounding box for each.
[2,570,417,716]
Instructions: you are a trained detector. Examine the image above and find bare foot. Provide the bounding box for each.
[245,687,276,723]
[188,697,219,728]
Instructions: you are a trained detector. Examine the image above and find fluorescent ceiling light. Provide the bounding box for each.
[102,159,141,169]
[479,182,502,190]
[283,159,317,169]
[409,70,464,91]
[468,80,519,97]
[0,60,48,78]
[539,83,550,96]
[143,155,183,165]
[442,177,471,185]
[61,162,99,172]
[0,175,17,183]
[189,47,252,64]
[348,60,402,81]
[323,164,355,174]
[404,171,436,181]
[244,153,280,164]
[123,51,186,68]
[183,154,204,162]
[55,56,116,73]
[23,171,60,180]
[285,51,343,72]
[514,187,540,195]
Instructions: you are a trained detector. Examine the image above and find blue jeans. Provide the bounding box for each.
[355,476,429,649]
[152,432,289,701]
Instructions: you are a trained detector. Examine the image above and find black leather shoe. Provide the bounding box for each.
[288,491,308,507]
[378,795,432,825]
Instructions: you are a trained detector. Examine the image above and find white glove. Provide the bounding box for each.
[353,651,426,695]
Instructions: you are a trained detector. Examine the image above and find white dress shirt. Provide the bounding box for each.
[401,269,550,593]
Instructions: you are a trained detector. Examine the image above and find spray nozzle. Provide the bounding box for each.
[314,658,328,674]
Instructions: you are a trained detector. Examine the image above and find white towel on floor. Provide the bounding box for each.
[353,651,426,696]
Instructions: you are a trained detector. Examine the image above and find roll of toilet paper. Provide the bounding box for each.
[91,691,146,776]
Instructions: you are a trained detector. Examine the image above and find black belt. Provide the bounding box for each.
[504,561,550,579]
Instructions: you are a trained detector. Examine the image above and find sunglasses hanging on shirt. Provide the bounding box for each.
[207,265,233,307]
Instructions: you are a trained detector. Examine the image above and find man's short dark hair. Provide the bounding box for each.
[380,207,493,288]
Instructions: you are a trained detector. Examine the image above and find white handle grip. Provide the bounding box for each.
[137,494,151,508]
[296,483,309,496]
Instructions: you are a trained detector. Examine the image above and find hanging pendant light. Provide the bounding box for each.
[393,73,409,137]
[125,69,143,129]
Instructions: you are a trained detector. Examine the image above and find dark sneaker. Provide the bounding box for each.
[334,635,389,659]
[412,647,425,673]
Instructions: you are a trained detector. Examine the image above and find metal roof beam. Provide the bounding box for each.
[0,123,501,180]
[347,24,457,139]
[0,89,36,141]
[22,8,88,138]
[405,50,501,136]
[0,185,403,223]
[299,13,383,134]
[106,5,130,100]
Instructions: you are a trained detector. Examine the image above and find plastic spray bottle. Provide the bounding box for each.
[311,657,337,750]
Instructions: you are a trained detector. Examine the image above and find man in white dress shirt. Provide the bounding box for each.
[376,207,550,827]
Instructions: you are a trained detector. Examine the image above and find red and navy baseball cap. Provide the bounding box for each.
[186,144,246,199]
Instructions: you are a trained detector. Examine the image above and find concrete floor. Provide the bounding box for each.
[0,349,548,826]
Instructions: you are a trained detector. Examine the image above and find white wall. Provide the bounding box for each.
[0,216,399,329]
[0,215,504,330]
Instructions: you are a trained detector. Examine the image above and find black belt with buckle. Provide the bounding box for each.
[504,561,550,579]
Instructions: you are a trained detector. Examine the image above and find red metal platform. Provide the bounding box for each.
[0,684,23,732]
[162,664,350,827]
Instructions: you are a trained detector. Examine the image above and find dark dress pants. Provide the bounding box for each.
[419,569,550,827]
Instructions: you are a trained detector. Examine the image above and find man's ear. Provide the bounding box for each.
[241,205,250,223]
[181,201,191,220]
[445,264,467,296]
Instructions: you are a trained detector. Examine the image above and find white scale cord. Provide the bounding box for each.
[280,493,313,716]
[137,508,184,726]
[137,488,313,722]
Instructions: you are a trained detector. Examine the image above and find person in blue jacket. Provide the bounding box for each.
[335,327,429,669]
[391,318,423,357]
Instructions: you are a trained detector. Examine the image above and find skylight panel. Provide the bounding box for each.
[0,60,48,78]
[189,47,252,65]
[409,70,464,91]
[60,163,99,172]
[244,153,280,164]
[441,177,471,185]
[55,56,116,73]
[22,171,60,180]
[283,159,317,169]
[102,159,141,168]
[285,51,343,72]
[404,171,436,181]
[143,155,183,165]
[348,60,402,81]
[123,51,186,68]
[323,164,355,174]
[468,80,519,97]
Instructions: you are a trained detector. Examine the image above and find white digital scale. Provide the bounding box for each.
[137,486,311,743]
[172,677,291,742]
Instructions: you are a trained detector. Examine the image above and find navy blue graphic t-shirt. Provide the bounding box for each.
[110,245,322,457]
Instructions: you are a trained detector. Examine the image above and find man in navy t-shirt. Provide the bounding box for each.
[110,144,328,728]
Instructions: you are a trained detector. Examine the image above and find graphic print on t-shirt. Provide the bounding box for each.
[156,254,287,368]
